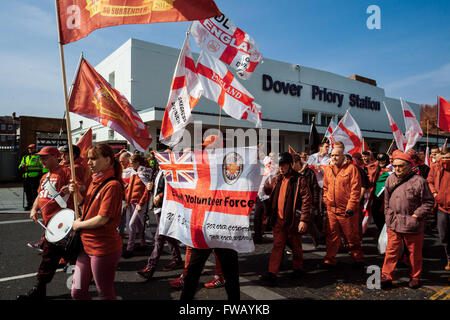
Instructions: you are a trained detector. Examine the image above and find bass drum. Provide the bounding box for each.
[45,208,75,247]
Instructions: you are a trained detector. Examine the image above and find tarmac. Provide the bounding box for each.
[1,182,449,302]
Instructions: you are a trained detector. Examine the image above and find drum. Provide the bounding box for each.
[45,208,75,247]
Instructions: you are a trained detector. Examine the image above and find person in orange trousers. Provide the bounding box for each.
[381,151,435,289]
[322,141,364,269]
[259,152,312,286]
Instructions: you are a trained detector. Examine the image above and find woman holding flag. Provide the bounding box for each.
[69,144,124,300]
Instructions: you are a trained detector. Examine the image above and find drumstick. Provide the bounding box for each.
[36,219,55,236]
[37,184,69,214]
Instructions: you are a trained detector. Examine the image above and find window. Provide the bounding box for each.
[109,72,115,88]
[321,114,334,126]
[0,124,5,130]
[92,134,97,141]
[302,112,317,125]
[8,124,13,131]
[1,135,5,142]
[108,130,114,139]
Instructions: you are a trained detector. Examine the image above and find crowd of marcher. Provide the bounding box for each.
[15,137,450,300]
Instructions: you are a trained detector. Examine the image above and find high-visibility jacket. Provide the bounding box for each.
[18,154,43,178]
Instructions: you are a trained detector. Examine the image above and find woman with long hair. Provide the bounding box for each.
[69,144,124,300]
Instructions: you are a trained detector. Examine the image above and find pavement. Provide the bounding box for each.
[1,184,449,301]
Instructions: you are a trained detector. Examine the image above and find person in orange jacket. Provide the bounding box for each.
[427,148,450,271]
[322,141,364,269]
[122,154,152,258]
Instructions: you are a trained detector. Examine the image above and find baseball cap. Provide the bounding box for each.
[60,145,81,157]
[36,147,60,157]
[27,144,36,149]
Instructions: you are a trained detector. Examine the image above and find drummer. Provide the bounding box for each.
[17,146,73,300]
[68,144,124,300]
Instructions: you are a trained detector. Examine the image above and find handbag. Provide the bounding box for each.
[64,177,117,263]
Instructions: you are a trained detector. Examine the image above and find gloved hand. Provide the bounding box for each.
[345,210,354,217]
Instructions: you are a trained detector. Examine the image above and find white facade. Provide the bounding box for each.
[71,38,433,154]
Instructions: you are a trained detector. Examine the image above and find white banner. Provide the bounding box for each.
[155,147,263,253]
[191,13,263,80]
[160,35,202,147]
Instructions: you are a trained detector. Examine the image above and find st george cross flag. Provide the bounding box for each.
[160,35,202,147]
[383,102,406,152]
[56,0,220,45]
[425,146,430,166]
[190,12,263,80]
[324,117,337,143]
[156,147,263,253]
[196,51,262,127]
[69,58,152,152]
[400,98,423,152]
[438,96,450,132]
[330,111,363,155]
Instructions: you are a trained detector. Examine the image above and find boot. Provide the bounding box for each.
[16,283,46,300]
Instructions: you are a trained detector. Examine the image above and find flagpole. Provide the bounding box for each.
[54,0,80,219]
[218,106,222,133]
[386,139,394,154]
[426,120,429,149]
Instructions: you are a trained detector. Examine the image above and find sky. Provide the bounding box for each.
[1,0,449,119]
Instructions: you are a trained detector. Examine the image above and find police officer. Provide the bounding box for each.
[18,144,43,210]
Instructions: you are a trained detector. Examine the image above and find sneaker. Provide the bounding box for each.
[27,242,43,253]
[408,278,420,289]
[259,272,277,287]
[163,259,183,270]
[137,266,155,281]
[58,258,68,268]
[170,274,185,289]
[16,285,46,300]
[204,275,225,289]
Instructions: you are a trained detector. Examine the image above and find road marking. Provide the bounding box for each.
[429,286,450,300]
[239,277,286,300]
[0,270,63,283]
[0,219,32,225]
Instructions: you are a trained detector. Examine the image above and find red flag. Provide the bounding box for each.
[76,128,92,158]
[69,58,152,151]
[438,96,450,132]
[288,145,297,154]
[56,0,221,45]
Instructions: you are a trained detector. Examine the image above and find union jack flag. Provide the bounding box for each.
[154,151,195,183]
